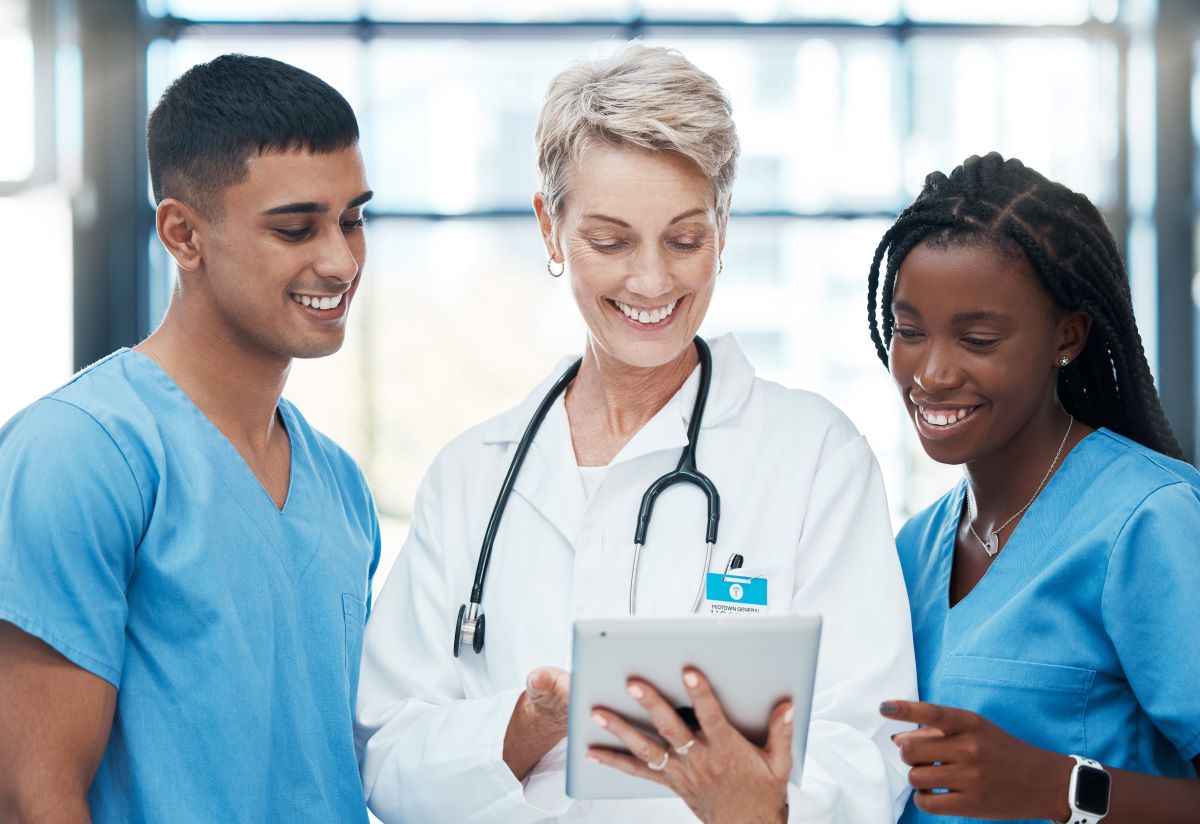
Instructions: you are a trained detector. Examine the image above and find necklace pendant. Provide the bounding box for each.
[984,533,1000,557]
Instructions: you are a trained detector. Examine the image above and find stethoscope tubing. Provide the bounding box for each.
[456,336,720,655]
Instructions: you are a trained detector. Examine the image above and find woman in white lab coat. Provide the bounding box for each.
[356,44,917,824]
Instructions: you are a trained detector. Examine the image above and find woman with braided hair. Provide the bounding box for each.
[870,152,1200,823]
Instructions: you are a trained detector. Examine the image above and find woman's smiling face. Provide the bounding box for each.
[536,142,724,369]
[889,239,1084,466]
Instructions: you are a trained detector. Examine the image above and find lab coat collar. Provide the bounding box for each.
[480,333,756,457]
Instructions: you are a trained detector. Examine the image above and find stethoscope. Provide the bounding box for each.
[453,336,721,657]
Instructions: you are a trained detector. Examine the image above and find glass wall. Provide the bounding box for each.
[144,1,1135,581]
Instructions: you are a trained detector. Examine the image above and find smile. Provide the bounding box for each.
[291,292,344,310]
[915,404,980,428]
[609,298,679,326]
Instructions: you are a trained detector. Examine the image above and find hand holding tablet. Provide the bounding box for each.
[566,615,822,812]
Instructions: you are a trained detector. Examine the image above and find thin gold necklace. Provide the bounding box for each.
[965,415,1074,557]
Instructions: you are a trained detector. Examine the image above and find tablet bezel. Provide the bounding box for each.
[565,615,822,800]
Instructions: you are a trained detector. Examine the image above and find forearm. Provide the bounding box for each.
[502,692,566,781]
[1030,751,1200,823]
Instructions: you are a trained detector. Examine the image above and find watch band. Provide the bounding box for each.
[1062,754,1109,824]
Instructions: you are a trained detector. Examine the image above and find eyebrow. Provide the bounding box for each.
[580,207,710,228]
[892,301,1010,324]
[263,189,374,216]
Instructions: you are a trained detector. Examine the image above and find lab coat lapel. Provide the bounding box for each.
[509,398,587,547]
[480,356,587,548]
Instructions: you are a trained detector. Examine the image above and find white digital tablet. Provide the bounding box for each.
[566,615,822,800]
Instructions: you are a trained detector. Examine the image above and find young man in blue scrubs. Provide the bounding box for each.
[0,55,379,822]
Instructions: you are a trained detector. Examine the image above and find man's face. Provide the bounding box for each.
[195,145,372,361]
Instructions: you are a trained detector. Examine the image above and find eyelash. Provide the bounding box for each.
[275,217,366,242]
[963,337,998,350]
[588,239,703,253]
[894,328,999,351]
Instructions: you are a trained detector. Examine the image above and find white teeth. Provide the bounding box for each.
[920,406,975,427]
[292,293,344,310]
[614,299,678,324]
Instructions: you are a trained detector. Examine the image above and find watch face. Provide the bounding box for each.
[1074,765,1111,814]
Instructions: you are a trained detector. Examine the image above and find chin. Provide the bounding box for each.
[287,333,346,360]
[603,334,696,370]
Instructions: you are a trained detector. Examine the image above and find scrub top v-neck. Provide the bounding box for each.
[896,428,1200,824]
[0,349,381,824]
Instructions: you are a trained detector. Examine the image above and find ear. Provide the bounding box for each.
[1055,308,1092,366]
[156,198,206,273]
[533,192,560,262]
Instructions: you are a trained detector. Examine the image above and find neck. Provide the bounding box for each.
[963,400,1079,531]
[135,294,290,451]
[565,338,700,465]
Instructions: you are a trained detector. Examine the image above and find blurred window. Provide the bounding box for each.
[145,3,1130,556]
[0,0,34,181]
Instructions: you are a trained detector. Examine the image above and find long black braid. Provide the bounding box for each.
[867,151,1184,461]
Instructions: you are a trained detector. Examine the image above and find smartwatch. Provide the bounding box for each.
[1061,755,1111,824]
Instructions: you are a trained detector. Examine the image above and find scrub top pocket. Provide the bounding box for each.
[342,593,367,697]
[937,655,1095,754]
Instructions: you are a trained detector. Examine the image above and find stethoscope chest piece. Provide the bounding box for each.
[454,602,485,657]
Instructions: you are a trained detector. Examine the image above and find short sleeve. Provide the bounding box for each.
[1101,481,1200,761]
[0,398,145,687]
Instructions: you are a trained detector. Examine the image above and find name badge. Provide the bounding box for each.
[705,572,767,615]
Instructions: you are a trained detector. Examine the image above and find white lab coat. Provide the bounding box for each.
[356,334,917,824]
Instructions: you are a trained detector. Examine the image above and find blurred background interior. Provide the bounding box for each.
[3,0,1199,583]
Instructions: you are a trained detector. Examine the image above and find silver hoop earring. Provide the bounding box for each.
[547,258,565,278]
[1059,356,1070,367]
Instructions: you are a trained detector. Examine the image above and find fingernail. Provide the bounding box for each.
[626,683,644,700]
[890,732,900,743]
[783,707,795,725]
[683,670,699,688]
[880,701,899,717]
[591,712,608,728]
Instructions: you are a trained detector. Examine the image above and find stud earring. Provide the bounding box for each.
[547,258,565,278]
[1059,356,1070,367]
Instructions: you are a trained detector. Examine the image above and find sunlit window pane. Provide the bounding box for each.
[365,0,633,21]
[904,0,1092,25]
[364,39,612,213]
[907,37,1119,207]
[0,0,34,181]
[644,37,904,212]
[151,0,363,21]
[641,0,899,23]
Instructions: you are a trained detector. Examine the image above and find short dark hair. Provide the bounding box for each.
[147,53,359,216]
[866,152,1183,460]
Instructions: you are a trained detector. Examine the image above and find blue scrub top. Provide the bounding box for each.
[897,428,1200,824]
[0,351,380,823]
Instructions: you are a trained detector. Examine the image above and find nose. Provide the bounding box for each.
[625,246,673,301]
[313,224,361,283]
[911,341,964,395]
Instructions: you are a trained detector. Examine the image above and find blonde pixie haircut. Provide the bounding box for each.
[535,43,739,222]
